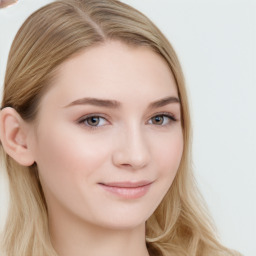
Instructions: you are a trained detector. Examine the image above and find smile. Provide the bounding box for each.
[98,181,153,199]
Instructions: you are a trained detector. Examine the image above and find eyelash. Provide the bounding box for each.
[148,112,177,126]
[77,114,109,130]
[77,112,177,130]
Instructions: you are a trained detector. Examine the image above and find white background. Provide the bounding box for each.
[0,1,255,255]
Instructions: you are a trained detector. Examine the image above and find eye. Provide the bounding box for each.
[148,114,176,126]
[78,115,109,127]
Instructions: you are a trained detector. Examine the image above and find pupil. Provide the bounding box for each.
[154,116,163,124]
[88,117,99,126]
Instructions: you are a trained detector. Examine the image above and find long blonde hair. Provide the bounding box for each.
[0,1,241,255]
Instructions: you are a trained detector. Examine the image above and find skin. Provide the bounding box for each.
[0,0,18,8]
[2,41,183,256]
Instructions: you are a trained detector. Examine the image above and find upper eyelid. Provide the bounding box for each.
[147,111,178,120]
[147,113,177,125]
[76,110,179,124]
[77,113,110,123]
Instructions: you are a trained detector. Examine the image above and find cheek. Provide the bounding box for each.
[142,128,183,217]
[151,128,183,179]
[33,123,112,195]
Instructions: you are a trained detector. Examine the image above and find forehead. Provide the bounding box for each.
[42,40,178,107]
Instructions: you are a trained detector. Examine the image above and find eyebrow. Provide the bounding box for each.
[65,97,120,108]
[148,96,180,109]
[64,96,180,109]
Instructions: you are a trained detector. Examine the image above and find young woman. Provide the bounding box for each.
[0,0,242,255]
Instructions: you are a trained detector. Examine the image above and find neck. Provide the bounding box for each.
[48,208,150,256]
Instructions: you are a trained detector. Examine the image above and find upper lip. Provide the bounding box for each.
[98,181,153,188]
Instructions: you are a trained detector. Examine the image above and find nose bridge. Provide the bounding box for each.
[112,122,150,169]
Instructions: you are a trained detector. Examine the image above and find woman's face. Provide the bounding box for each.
[29,41,183,230]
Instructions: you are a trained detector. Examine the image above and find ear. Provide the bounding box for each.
[0,107,35,166]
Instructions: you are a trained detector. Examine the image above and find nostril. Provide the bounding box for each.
[112,150,149,170]
[112,131,150,169]
[121,163,132,167]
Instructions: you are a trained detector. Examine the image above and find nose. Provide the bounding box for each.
[112,126,151,170]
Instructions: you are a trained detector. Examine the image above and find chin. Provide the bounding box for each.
[87,208,153,231]
[99,217,147,231]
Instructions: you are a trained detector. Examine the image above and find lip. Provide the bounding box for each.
[98,181,153,199]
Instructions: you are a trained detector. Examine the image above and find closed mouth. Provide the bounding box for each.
[98,181,153,199]
[99,181,153,188]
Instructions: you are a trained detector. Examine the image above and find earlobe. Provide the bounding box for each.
[0,107,35,166]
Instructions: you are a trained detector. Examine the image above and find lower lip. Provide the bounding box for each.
[99,183,151,199]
